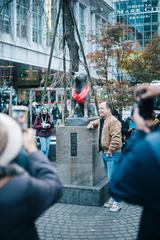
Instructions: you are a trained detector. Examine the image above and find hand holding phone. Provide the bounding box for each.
[135,90,154,120]
[42,123,50,128]
[23,129,37,153]
[12,106,29,130]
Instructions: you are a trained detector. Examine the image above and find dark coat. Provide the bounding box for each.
[34,113,53,137]
[52,106,60,121]
[0,151,62,240]
[109,130,160,240]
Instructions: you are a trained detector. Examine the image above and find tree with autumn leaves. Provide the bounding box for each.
[119,36,160,84]
[87,22,160,111]
[87,22,134,111]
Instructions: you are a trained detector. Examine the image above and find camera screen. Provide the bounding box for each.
[12,106,29,129]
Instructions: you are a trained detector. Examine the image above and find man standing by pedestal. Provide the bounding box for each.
[87,102,122,212]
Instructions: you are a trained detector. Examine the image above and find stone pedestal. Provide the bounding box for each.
[55,125,108,206]
[65,116,98,126]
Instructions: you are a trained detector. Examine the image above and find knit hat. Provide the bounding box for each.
[0,113,22,166]
[41,106,48,114]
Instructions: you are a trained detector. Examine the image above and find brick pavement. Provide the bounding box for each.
[36,203,142,240]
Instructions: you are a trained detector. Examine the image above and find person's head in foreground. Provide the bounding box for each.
[0,113,62,240]
[0,113,22,166]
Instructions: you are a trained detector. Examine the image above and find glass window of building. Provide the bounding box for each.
[95,15,102,49]
[79,3,86,46]
[71,0,77,16]
[0,0,11,34]
[57,13,63,51]
[95,15,101,37]
[152,13,158,22]
[102,19,106,26]
[17,0,29,38]
[113,0,160,48]
[46,0,57,46]
[32,0,43,44]
[152,25,158,31]
[46,0,62,52]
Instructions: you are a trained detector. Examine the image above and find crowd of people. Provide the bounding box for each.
[87,85,160,239]
[1,85,160,239]
[32,103,62,126]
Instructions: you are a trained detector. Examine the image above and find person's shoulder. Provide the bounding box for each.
[4,173,31,201]
[146,131,160,146]
[126,132,160,165]
[14,149,29,169]
[145,131,160,160]
[146,130,160,138]
[110,115,121,125]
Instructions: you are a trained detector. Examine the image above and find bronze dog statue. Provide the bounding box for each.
[71,72,90,117]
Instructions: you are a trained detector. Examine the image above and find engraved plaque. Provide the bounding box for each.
[70,132,77,156]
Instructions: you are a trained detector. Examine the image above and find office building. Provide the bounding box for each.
[113,0,160,47]
[0,0,113,101]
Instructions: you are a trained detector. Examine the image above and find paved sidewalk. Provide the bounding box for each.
[36,203,142,240]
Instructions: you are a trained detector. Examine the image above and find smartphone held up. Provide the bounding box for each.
[11,106,29,130]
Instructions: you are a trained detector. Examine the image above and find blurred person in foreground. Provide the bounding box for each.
[0,113,62,240]
[87,102,122,212]
[109,85,160,240]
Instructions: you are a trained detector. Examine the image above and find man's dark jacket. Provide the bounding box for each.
[0,151,62,240]
[109,130,160,240]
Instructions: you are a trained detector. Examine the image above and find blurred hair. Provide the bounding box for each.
[105,102,112,110]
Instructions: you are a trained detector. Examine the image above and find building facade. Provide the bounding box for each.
[113,0,160,48]
[0,0,113,102]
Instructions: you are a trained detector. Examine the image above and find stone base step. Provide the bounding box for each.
[59,178,109,206]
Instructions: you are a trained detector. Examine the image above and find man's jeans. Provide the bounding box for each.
[102,151,121,202]
[39,137,51,157]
